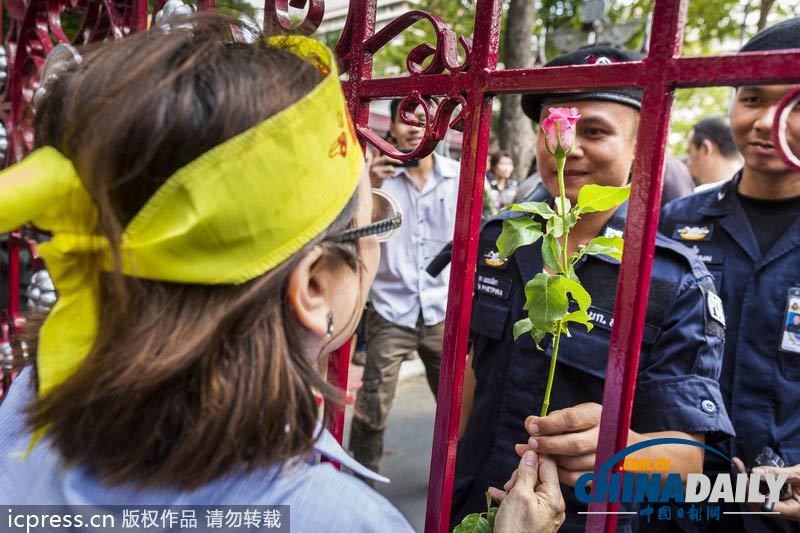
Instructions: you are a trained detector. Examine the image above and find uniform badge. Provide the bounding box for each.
[586,55,616,65]
[706,291,726,327]
[483,249,508,269]
[780,287,800,354]
[697,280,725,338]
[674,224,713,242]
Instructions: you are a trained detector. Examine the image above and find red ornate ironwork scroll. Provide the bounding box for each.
[2,1,800,532]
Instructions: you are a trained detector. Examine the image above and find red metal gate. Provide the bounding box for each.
[2,1,800,532]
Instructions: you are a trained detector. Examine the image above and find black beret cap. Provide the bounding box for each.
[521,45,644,122]
[740,18,800,53]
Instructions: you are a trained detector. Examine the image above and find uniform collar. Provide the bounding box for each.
[701,169,800,268]
[313,425,390,484]
[697,170,743,217]
[693,170,764,262]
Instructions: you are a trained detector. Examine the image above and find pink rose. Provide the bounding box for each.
[541,107,580,155]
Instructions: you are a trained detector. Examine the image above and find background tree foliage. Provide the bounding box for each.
[363,0,798,161]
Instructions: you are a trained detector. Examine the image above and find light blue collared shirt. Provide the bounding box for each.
[0,368,413,532]
[371,153,461,328]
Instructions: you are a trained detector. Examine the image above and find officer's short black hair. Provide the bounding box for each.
[740,18,800,53]
[691,116,738,158]
[521,45,644,122]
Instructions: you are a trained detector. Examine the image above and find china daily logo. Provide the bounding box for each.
[575,438,788,505]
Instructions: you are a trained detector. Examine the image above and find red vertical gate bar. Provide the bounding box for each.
[131,0,149,33]
[424,1,502,531]
[324,337,351,465]
[587,1,687,530]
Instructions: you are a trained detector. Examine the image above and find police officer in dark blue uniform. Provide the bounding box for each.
[661,19,800,532]
[451,46,735,532]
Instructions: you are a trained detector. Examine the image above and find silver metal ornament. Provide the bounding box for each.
[154,0,196,32]
[27,268,57,313]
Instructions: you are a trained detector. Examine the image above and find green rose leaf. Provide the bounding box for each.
[563,309,594,332]
[561,276,593,333]
[565,207,580,228]
[562,276,591,311]
[508,201,557,219]
[542,234,562,272]
[453,514,492,533]
[546,215,564,238]
[487,507,498,529]
[524,273,568,332]
[579,235,624,261]
[532,327,547,349]
[513,317,533,340]
[577,184,631,214]
[497,217,543,260]
[565,263,580,283]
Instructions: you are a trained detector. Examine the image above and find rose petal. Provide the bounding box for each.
[560,124,575,151]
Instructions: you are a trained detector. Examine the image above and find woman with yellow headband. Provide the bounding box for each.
[0,13,563,532]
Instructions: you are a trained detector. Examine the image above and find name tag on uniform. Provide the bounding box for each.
[476,273,512,300]
[780,287,800,354]
[688,245,723,265]
[673,223,714,242]
[587,306,660,344]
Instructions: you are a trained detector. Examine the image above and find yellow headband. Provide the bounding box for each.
[0,36,363,407]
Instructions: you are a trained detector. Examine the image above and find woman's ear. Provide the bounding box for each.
[286,246,330,338]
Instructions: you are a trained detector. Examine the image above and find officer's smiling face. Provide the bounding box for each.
[537,99,639,203]
[730,84,800,178]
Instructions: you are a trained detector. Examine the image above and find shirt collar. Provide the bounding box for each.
[313,425,390,484]
[432,152,459,179]
[698,170,743,217]
[395,152,458,183]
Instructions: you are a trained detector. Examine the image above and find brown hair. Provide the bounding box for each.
[490,150,513,170]
[28,13,362,490]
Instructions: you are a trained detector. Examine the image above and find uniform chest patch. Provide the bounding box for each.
[706,291,726,327]
[482,248,508,269]
[476,273,512,300]
[780,288,800,354]
[673,224,714,242]
[688,245,723,265]
[585,306,661,344]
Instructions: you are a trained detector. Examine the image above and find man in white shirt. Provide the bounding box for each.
[349,99,460,477]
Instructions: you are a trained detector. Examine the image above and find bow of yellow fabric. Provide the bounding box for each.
[0,36,364,430]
